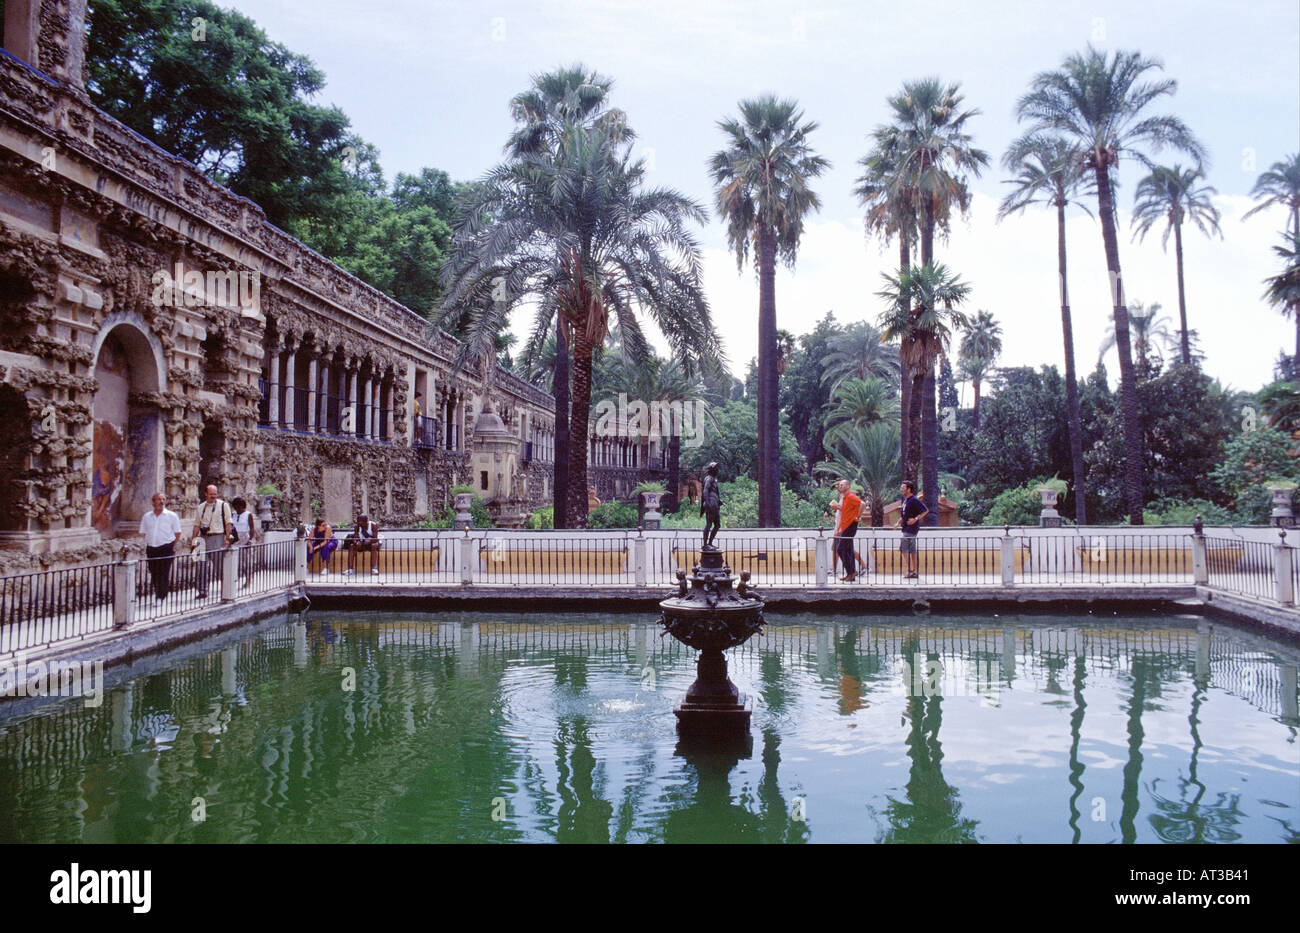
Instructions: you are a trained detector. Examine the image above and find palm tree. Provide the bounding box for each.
[711,96,830,528]
[1246,155,1300,363]
[1131,164,1222,366]
[502,66,633,527]
[957,310,1003,430]
[869,79,988,505]
[439,123,720,527]
[822,376,900,447]
[1264,231,1300,343]
[999,133,1095,523]
[856,139,919,474]
[815,421,901,527]
[1099,300,1173,372]
[877,262,972,522]
[821,321,901,392]
[1016,46,1207,525]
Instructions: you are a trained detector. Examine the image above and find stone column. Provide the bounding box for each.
[319,358,331,433]
[363,375,374,441]
[306,349,318,433]
[347,362,359,436]
[267,342,281,427]
[283,345,297,430]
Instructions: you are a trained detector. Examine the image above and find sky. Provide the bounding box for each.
[226,0,1300,394]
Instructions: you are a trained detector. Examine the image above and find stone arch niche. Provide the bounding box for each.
[0,385,30,532]
[90,321,164,537]
[199,329,230,491]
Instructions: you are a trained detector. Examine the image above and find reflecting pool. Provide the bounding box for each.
[0,612,1296,843]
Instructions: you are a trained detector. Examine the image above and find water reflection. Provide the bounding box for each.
[0,614,1295,844]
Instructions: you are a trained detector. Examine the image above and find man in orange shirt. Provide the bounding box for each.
[830,478,863,582]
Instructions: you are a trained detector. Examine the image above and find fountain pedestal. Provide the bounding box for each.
[658,547,765,735]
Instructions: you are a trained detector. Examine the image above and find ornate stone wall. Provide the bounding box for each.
[0,4,558,571]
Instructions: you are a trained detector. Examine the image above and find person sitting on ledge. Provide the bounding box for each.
[307,518,337,574]
[344,514,381,576]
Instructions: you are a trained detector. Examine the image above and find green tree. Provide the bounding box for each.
[998,132,1095,522]
[440,88,718,529]
[870,79,988,504]
[87,0,354,231]
[1210,428,1300,504]
[821,376,900,447]
[1131,164,1222,367]
[680,400,805,491]
[1017,46,1208,524]
[878,262,972,523]
[821,321,900,392]
[815,421,901,527]
[1264,232,1300,354]
[778,311,841,470]
[710,96,830,527]
[957,310,1003,430]
[1087,365,1232,519]
[1244,154,1300,361]
[1099,300,1174,373]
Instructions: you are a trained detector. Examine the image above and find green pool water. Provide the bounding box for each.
[0,611,1296,843]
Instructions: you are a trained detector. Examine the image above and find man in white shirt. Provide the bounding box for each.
[191,485,233,599]
[140,492,182,600]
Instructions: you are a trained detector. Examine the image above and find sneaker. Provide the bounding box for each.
[343,569,355,576]
[905,572,918,579]
[840,574,856,582]
[196,592,208,599]
[321,568,330,576]
[371,568,380,576]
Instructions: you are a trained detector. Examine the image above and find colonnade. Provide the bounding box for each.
[263,336,395,442]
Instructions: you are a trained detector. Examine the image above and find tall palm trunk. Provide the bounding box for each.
[667,433,681,512]
[1095,164,1145,525]
[921,361,939,525]
[553,319,571,528]
[758,225,780,527]
[919,198,938,524]
[971,376,982,430]
[906,366,923,484]
[566,326,595,528]
[1058,200,1088,525]
[898,235,911,484]
[1173,220,1190,366]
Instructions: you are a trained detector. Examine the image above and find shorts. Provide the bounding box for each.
[899,535,918,555]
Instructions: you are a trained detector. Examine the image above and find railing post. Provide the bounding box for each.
[633,533,647,587]
[814,529,829,587]
[294,527,308,584]
[221,546,238,601]
[113,556,135,629]
[460,532,475,585]
[1191,516,1208,585]
[1274,530,1294,606]
[1000,526,1015,586]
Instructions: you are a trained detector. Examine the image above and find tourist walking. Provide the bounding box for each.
[191,485,233,599]
[140,492,182,600]
[230,497,258,588]
[830,478,862,582]
[343,514,381,576]
[894,480,929,580]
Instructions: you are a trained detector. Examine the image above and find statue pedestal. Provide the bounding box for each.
[659,547,764,736]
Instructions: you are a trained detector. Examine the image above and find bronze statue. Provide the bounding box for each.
[700,461,721,550]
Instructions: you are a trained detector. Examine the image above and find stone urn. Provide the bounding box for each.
[640,491,663,530]
[1267,485,1295,527]
[1036,486,1062,528]
[257,494,275,530]
[453,492,475,530]
[658,547,765,734]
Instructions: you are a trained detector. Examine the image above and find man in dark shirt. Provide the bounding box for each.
[894,480,929,579]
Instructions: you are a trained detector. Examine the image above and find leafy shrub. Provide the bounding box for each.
[587,501,639,528]
[1142,498,1234,526]
[984,477,1067,527]
[526,506,554,529]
